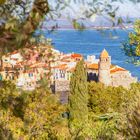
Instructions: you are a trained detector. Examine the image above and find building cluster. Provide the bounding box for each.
[0,45,54,90]
[51,49,137,92]
[0,45,137,91]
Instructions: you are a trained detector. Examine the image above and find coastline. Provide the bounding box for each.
[42,26,134,31]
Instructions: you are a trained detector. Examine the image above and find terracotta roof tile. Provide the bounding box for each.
[52,64,67,70]
[67,67,75,72]
[87,64,98,70]
[30,63,48,68]
[71,53,82,58]
[87,63,116,70]
[110,67,127,74]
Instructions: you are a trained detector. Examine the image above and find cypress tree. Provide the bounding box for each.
[68,60,88,138]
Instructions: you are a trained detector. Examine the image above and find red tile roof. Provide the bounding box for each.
[71,53,82,58]
[67,67,75,72]
[110,67,127,74]
[52,64,67,70]
[87,63,116,70]
[87,63,98,70]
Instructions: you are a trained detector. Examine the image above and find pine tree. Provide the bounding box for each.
[68,60,89,139]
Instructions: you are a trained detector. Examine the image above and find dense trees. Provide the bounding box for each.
[68,60,89,139]
[0,71,140,139]
[88,82,133,114]
[126,101,140,139]
[121,83,140,139]
[23,88,65,139]
[0,80,67,139]
[67,61,137,139]
[0,81,22,139]
[88,82,140,139]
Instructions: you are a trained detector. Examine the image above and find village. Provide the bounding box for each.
[0,42,137,92]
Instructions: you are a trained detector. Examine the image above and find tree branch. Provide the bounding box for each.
[0,0,49,55]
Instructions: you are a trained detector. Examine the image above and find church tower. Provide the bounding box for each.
[98,49,111,86]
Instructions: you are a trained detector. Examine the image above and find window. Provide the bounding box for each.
[62,74,65,78]
[29,73,33,77]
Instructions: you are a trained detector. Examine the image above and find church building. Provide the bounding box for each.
[87,49,138,88]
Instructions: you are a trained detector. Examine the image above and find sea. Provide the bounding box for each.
[42,29,140,80]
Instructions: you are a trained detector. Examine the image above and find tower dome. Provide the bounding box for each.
[100,49,109,58]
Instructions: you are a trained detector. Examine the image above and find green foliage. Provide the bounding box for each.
[0,81,23,139]
[88,82,140,139]
[88,82,129,114]
[68,60,89,138]
[119,83,140,139]
[0,0,5,5]
[0,0,50,55]
[95,119,118,140]
[72,20,85,30]
[0,80,18,110]
[126,102,140,139]
[0,79,140,139]
[23,87,65,139]
[0,80,67,140]
[123,20,140,65]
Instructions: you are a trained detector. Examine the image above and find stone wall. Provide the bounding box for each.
[111,71,137,88]
[98,69,111,86]
[98,56,111,86]
[54,80,70,92]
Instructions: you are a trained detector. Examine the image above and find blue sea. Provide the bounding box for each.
[43,29,140,80]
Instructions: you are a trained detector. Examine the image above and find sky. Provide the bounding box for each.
[48,0,140,18]
[115,1,140,18]
[45,0,140,27]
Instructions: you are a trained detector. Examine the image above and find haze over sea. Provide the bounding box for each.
[44,29,140,80]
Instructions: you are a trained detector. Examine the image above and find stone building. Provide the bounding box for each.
[53,49,138,92]
[98,49,137,88]
[98,49,111,86]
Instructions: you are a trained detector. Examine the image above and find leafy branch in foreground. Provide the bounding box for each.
[0,0,49,55]
[122,20,140,65]
[0,0,135,55]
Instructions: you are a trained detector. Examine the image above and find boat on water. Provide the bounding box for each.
[111,36,119,39]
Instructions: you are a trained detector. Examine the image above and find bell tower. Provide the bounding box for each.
[98,49,111,86]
